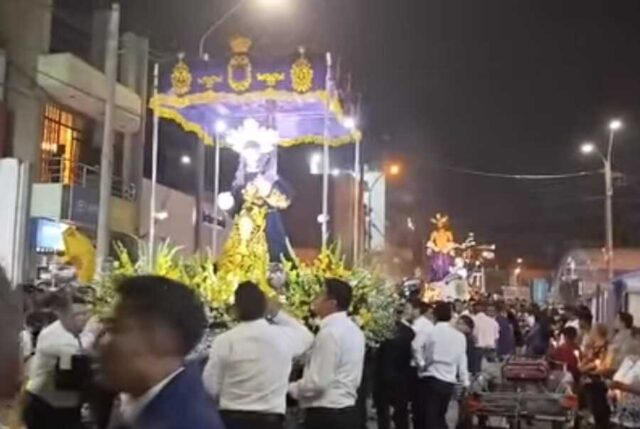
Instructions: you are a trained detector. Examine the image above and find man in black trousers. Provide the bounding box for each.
[417,301,469,429]
[374,303,416,429]
[288,278,366,429]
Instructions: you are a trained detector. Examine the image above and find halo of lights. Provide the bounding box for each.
[225,118,279,154]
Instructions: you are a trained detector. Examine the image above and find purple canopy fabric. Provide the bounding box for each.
[150,38,358,146]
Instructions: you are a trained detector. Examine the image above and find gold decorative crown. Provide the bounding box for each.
[230,36,252,54]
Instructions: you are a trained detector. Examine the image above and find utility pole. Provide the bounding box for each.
[605,132,615,282]
[95,3,120,275]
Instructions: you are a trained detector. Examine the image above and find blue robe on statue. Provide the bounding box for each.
[232,174,293,263]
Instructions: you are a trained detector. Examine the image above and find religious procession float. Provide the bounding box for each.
[420,213,496,302]
[47,38,498,345]
[88,37,397,345]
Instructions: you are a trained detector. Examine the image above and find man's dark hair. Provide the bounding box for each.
[325,278,353,312]
[459,314,474,331]
[619,311,634,330]
[410,298,431,315]
[234,281,266,321]
[433,301,452,322]
[116,276,206,356]
[578,311,593,327]
[562,326,578,343]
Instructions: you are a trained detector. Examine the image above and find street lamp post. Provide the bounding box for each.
[580,118,622,282]
[605,119,621,281]
[198,0,289,59]
[198,0,248,59]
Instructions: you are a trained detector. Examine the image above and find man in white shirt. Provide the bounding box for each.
[418,302,469,429]
[473,302,499,361]
[289,278,365,429]
[23,290,90,429]
[203,281,313,429]
[409,300,433,429]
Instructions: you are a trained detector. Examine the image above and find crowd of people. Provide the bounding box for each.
[372,295,640,429]
[5,272,640,429]
[10,276,367,429]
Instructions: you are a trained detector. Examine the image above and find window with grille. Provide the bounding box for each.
[41,103,86,184]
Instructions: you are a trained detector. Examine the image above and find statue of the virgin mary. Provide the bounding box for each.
[216,119,294,280]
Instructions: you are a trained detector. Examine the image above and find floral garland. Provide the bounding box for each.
[93,242,398,347]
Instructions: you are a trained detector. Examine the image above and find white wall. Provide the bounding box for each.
[364,171,386,251]
[139,179,230,256]
[0,159,30,284]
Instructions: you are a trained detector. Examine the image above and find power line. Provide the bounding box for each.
[433,162,602,181]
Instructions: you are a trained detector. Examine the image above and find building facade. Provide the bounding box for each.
[0,0,148,280]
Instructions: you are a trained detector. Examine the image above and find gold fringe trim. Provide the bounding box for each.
[151,90,362,146]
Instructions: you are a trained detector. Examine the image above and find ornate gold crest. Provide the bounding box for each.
[257,72,285,89]
[291,50,314,93]
[228,36,253,92]
[171,60,192,96]
[198,74,222,91]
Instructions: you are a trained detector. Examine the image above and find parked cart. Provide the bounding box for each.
[466,357,578,429]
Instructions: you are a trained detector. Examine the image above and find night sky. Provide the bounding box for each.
[122,0,640,268]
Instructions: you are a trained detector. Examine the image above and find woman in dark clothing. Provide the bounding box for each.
[507,310,524,349]
[526,310,553,357]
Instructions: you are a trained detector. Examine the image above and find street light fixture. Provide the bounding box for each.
[198,0,290,59]
[343,116,357,131]
[388,163,401,176]
[579,118,623,282]
[609,119,623,131]
[180,155,192,165]
[580,142,596,155]
[215,120,227,134]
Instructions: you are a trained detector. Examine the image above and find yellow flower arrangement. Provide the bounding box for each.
[93,242,398,347]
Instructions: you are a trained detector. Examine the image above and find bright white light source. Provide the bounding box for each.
[257,0,289,9]
[343,116,357,130]
[215,120,227,133]
[180,155,192,165]
[331,169,341,177]
[580,142,596,155]
[153,211,169,221]
[217,192,235,211]
[309,152,322,175]
[609,119,623,131]
[317,214,329,224]
[516,257,523,264]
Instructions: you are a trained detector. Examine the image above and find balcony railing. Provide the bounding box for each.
[40,156,136,201]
